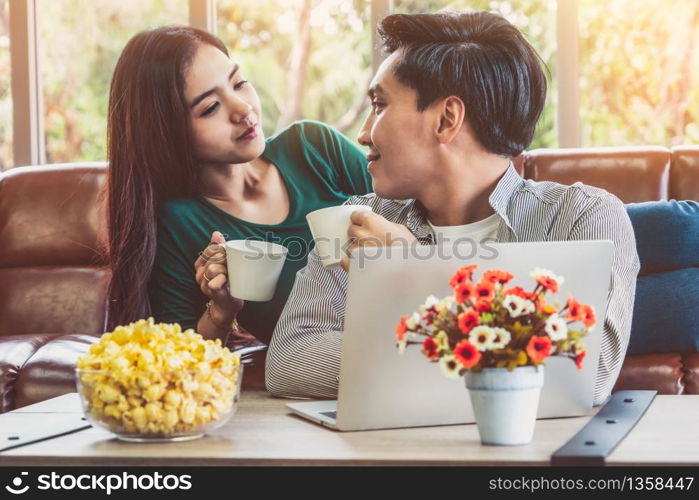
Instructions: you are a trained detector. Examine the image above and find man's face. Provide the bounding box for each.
[358,51,441,200]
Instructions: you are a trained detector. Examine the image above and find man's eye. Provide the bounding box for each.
[201,102,219,116]
[234,80,249,90]
[372,100,385,111]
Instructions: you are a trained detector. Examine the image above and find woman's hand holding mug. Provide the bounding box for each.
[194,231,244,324]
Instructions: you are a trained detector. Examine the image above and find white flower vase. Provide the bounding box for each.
[465,365,544,446]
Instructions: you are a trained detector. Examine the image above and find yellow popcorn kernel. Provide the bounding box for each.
[127,396,143,408]
[163,409,179,429]
[145,402,163,422]
[103,404,121,419]
[112,327,132,345]
[195,405,212,424]
[194,383,215,401]
[131,406,147,429]
[144,384,165,403]
[116,394,129,412]
[196,362,212,379]
[97,384,120,404]
[180,400,196,424]
[163,390,182,409]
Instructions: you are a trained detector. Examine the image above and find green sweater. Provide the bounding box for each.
[148,120,372,343]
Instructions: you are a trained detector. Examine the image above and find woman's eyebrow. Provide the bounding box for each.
[189,64,240,108]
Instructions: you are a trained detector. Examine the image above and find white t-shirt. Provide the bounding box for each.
[427,212,500,246]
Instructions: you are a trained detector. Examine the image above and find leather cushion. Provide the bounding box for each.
[525,147,670,203]
[613,353,684,395]
[0,334,79,413]
[14,334,98,409]
[0,267,110,337]
[670,146,699,200]
[683,352,699,395]
[0,164,107,267]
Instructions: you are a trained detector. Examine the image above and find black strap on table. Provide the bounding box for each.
[551,390,657,466]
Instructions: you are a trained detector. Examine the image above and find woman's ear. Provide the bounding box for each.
[436,95,466,144]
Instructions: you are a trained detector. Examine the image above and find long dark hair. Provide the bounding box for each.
[106,26,228,329]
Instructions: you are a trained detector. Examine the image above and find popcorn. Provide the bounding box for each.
[76,318,241,438]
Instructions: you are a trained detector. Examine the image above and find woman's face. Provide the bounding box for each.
[185,43,265,166]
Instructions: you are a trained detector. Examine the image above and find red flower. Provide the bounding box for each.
[454,340,482,369]
[457,310,480,334]
[422,337,440,360]
[575,350,586,370]
[395,316,408,342]
[504,286,536,301]
[582,305,596,329]
[475,281,495,302]
[474,300,493,313]
[454,282,476,304]
[483,270,514,285]
[566,295,586,323]
[526,335,552,363]
[449,264,478,288]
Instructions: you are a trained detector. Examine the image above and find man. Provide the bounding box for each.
[265,11,639,405]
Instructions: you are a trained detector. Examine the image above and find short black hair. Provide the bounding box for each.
[378,11,547,157]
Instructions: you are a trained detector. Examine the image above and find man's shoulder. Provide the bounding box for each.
[517,178,618,209]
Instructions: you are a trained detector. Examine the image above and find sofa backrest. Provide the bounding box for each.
[0,163,110,336]
[1,146,697,337]
[524,145,699,202]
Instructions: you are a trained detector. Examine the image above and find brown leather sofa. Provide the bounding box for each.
[1,146,698,412]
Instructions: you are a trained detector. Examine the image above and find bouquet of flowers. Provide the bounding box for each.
[395,265,595,378]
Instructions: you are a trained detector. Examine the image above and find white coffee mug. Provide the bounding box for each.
[224,240,288,301]
[306,205,373,267]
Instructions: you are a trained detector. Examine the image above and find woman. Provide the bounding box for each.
[107,26,372,345]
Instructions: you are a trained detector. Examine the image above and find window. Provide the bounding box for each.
[0,0,11,169]
[216,0,372,140]
[37,0,188,163]
[579,0,699,146]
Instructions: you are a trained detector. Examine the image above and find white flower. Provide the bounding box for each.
[420,295,440,314]
[503,294,535,318]
[544,314,568,341]
[397,338,407,355]
[530,268,564,286]
[405,312,421,330]
[439,296,456,313]
[469,326,496,351]
[439,355,461,379]
[490,327,511,350]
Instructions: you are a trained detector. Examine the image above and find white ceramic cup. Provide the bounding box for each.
[224,240,288,301]
[306,205,373,267]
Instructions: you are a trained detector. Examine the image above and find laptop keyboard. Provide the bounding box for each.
[320,411,337,420]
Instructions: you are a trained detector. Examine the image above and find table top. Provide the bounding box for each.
[1,390,697,466]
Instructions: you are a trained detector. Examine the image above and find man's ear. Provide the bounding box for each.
[436,95,466,143]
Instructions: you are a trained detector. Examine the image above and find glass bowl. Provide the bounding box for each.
[75,364,243,442]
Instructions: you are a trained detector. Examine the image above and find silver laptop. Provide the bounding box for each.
[287,240,613,431]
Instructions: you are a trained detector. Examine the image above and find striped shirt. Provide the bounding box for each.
[266,165,640,405]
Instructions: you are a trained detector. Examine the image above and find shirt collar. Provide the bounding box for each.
[487,162,525,234]
[405,162,524,241]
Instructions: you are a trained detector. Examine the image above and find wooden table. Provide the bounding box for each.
[1,390,698,466]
